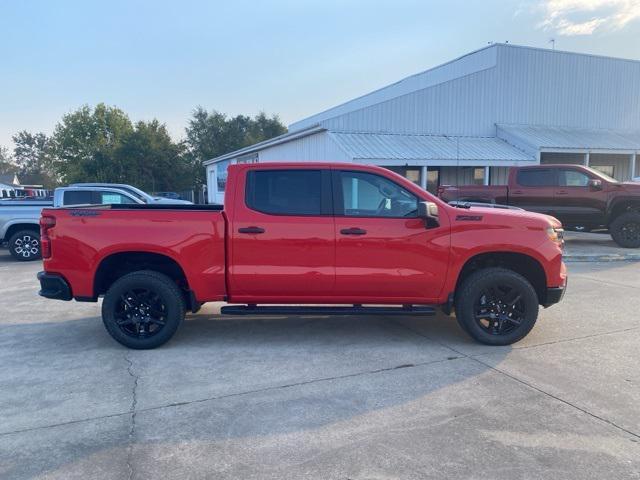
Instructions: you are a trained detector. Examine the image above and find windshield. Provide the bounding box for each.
[586,166,619,183]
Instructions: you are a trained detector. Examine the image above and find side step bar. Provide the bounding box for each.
[220,305,436,316]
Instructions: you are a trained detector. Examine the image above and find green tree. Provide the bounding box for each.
[185,108,286,184]
[0,146,17,175]
[51,103,133,184]
[115,120,192,192]
[12,131,56,187]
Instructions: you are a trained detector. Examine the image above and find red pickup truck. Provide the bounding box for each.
[37,162,566,349]
[438,164,640,248]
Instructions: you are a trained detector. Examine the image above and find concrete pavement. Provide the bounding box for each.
[0,252,639,479]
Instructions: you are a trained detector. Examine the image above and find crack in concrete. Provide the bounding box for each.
[124,352,139,480]
[0,355,463,438]
[388,319,640,441]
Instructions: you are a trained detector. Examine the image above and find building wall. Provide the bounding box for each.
[258,132,351,163]
[292,45,640,137]
[541,152,585,165]
[589,153,634,181]
[490,167,510,185]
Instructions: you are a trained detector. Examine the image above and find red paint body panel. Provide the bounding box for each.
[42,209,227,301]
[41,162,566,307]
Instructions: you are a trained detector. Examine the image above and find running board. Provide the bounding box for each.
[220,305,436,316]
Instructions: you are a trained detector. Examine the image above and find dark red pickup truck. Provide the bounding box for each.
[438,164,640,248]
[38,162,566,349]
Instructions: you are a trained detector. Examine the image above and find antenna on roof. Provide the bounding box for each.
[549,38,555,50]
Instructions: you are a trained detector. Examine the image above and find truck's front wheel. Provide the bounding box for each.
[455,268,539,346]
[102,270,186,349]
[610,212,640,248]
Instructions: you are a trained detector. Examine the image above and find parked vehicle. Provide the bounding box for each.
[438,164,640,248]
[1,186,145,260]
[155,192,182,200]
[1,200,52,261]
[38,162,566,348]
[70,183,192,204]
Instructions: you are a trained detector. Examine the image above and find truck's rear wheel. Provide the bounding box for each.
[455,268,539,346]
[610,212,640,248]
[102,270,185,349]
[8,230,41,261]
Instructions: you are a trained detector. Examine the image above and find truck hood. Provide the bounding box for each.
[454,204,561,228]
[619,181,640,192]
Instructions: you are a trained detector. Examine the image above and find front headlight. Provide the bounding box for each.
[546,226,564,245]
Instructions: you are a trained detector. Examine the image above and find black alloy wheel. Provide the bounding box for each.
[102,270,186,349]
[115,288,168,338]
[473,284,526,336]
[610,212,640,248]
[455,267,539,346]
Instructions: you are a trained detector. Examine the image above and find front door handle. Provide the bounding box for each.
[238,226,265,234]
[340,227,367,235]
[512,190,523,195]
[556,190,569,195]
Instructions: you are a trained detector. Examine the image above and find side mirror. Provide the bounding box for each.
[588,179,603,190]
[418,201,439,228]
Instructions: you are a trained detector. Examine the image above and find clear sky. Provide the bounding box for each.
[1,0,639,148]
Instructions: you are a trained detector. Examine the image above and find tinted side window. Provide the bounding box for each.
[98,192,136,204]
[63,191,93,205]
[558,170,590,187]
[339,171,418,217]
[517,169,556,187]
[246,170,322,215]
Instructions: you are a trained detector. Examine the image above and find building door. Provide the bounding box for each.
[332,169,449,303]
[228,167,336,300]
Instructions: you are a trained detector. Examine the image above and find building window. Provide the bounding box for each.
[246,169,322,215]
[216,160,230,193]
[592,165,615,178]
[383,166,422,186]
[473,167,485,185]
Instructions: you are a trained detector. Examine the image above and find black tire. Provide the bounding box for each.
[610,212,640,248]
[455,268,539,346]
[8,229,41,261]
[101,270,186,349]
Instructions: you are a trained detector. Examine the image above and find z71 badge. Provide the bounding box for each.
[456,215,483,221]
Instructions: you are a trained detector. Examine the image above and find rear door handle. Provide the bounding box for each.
[512,190,523,195]
[556,190,568,195]
[340,227,367,235]
[238,226,265,234]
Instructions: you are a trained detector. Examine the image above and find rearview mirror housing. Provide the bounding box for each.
[588,179,603,190]
[418,201,439,228]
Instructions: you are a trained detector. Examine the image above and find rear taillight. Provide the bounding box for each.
[40,215,56,259]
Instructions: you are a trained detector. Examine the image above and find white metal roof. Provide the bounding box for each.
[329,131,534,165]
[497,124,640,152]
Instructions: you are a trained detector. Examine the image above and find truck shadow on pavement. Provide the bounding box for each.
[0,311,515,479]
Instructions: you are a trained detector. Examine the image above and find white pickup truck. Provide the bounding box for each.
[1,185,190,261]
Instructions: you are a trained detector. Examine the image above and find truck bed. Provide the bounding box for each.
[438,185,509,204]
[41,205,227,302]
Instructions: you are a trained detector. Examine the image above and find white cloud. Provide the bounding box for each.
[539,0,640,35]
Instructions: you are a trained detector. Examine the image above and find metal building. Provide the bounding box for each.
[205,43,640,204]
